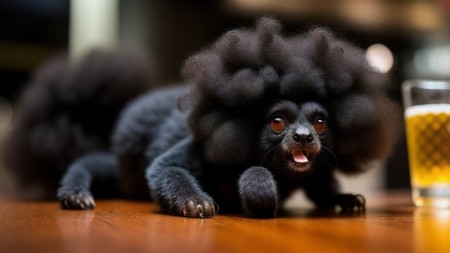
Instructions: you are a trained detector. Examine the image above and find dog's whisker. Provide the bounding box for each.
[319,145,337,167]
[260,143,283,167]
[273,148,282,170]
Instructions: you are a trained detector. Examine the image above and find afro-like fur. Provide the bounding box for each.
[4,51,152,197]
[182,17,400,173]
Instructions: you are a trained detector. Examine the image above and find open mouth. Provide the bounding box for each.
[292,150,309,164]
[287,150,312,172]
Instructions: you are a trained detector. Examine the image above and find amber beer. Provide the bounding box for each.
[405,104,450,207]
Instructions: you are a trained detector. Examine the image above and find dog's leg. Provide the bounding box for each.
[146,137,216,218]
[303,172,365,211]
[238,166,278,217]
[57,152,117,210]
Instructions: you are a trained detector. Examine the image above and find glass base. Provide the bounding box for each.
[412,186,450,208]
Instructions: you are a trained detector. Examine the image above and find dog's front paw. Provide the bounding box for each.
[336,194,366,211]
[238,167,278,217]
[57,188,95,210]
[179,199,217,218]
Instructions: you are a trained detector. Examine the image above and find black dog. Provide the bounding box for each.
[9,18,400,217]
[4,51,151,198]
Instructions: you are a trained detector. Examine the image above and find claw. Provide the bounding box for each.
[197,205,204,218]
[213,202,220,215]
[180,199,217,218]
[354,194,366,209]
[337,194,366,212]
[64,199,70,208]
[59,190,95,210]
[187,200,197,217]
[202,202,213,217]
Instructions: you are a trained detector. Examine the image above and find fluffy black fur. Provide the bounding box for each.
[4,51,151,198]
[9,18,400,217]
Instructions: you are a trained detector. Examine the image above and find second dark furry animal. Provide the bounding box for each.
[4,51,151,198]
[16,18,401,217]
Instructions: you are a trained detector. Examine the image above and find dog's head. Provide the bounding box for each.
[181,17,400,175]
[257,100,330,175]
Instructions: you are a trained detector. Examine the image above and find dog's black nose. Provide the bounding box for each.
[292,133,314,144]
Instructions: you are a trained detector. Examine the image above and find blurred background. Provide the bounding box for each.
[1,0,450,202]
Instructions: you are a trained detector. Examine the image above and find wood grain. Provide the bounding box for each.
[0,192,449,253]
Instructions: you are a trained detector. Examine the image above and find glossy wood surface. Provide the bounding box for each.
[0,192,449,253]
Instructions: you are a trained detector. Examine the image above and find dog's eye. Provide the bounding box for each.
[313,116,327,134]
[270,117,287,133]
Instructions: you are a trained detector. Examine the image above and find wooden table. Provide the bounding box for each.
[0,191,449,253]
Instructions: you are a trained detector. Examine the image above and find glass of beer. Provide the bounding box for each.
[402,80,450,208]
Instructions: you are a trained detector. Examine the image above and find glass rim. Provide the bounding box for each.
[402,79,450,109]
[402,79,450,91]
